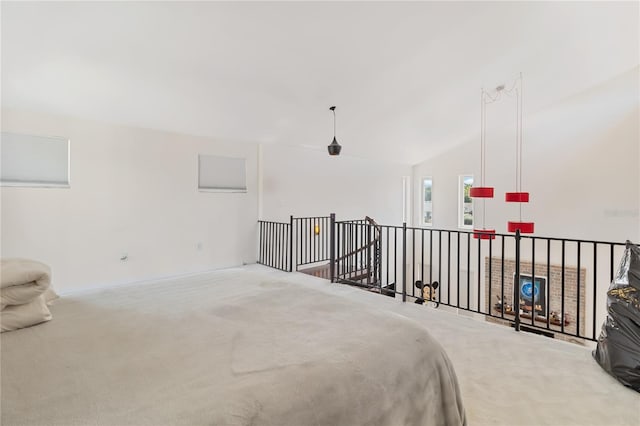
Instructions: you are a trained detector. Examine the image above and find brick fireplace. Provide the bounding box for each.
[485,257,586,341]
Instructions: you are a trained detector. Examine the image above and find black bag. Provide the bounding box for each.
[593,241,640,392]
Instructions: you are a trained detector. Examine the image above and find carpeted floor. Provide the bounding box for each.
[4,265,638,425]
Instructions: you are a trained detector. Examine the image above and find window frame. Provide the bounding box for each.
[421,176,433,227]
[458,175,474,229]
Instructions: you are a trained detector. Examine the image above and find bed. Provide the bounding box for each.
[0,266,466,426]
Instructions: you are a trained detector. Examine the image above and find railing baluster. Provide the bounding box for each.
[275,223,279,270]
[592,243,597,340]
[610,244,614,283]
[467,233,471,310]
[258,222,262,264]
[577,241,581,337]
[501,235,505,319]
[546,239,551,330]
[429,229,433,288]
[266,222,271,267]
[531,238,536,326]
[402,222,407,302]
[488,234,492,316]
[394,227,397,286]
[561,240,566,334]
[514,230,521,332]
[412,228,416,297]
[447,231,451,306]
[477,233,481,312]
[437,231,442,303]
[421,229,425,297]
[386,227,390,286]
[289,216,294,271]
[307,218,311,266]
[282,223,286,270]
[457,232,461,309]
[329,214,336,282]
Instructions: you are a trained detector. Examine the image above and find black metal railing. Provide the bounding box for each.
[293,216,332,270]
[259,214,632,342]
[258,215,332,272]
[257,219,292,271]
[332,221,629,342]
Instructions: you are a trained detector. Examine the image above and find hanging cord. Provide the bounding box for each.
[480,89,485,186]
[481,89,487,229]
[480,76,522,229]
[483,73,525,223]
[519,73,524,221]
[515,88,520,194]
[333,107,336,138]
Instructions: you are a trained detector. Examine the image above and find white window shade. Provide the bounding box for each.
[198,155,247,192]
[1,132,70,187]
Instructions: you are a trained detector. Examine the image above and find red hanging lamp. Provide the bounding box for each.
[470,87,496,239]
[506,73,534,234]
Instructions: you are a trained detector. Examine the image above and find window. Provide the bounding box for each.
[459,175,473,228]
[198,155,247,192]
[422,177,432,226]
[1,132,70,187]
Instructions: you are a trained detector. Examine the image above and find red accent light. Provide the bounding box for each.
[505,192,530,202]
[469,187,494,198]
[472,229,496,239]
[507,221,535,233]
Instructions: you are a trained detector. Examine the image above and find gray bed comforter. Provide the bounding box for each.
[1,267,466,426]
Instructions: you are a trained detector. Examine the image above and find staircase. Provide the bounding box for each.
[335,217,393,296]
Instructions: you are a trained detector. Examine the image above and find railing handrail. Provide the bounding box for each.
[335,239,378,262]
[261,217,632,248]
[293,215,332,220]
[370,223,631,247]
[364,216,382,234]
[258,219,291,225]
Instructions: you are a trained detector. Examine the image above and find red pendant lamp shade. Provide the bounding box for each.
[470,187,494,198]
[507,221,534,234]
[472,229,496,240]
[505,192,529,202]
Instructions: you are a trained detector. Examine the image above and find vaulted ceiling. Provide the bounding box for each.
[2,1,638,164]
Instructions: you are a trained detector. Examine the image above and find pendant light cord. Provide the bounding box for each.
[333,107,336,138]
[512,74,524,221]
[481,88,486,229]
[481,73,526,226]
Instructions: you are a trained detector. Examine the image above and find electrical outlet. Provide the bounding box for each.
[196,242,203,251]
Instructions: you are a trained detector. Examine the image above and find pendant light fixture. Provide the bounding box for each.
[470,87,496,240]
[505,73,534,234]
[327,106,342,156]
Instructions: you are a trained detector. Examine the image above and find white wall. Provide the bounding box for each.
[260,144,411,225]
[413,67,640,244]
[1,109,258,292]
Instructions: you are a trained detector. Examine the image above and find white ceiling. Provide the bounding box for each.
[2,1,638,164]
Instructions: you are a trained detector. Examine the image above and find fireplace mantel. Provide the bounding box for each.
[493,306,570,327]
